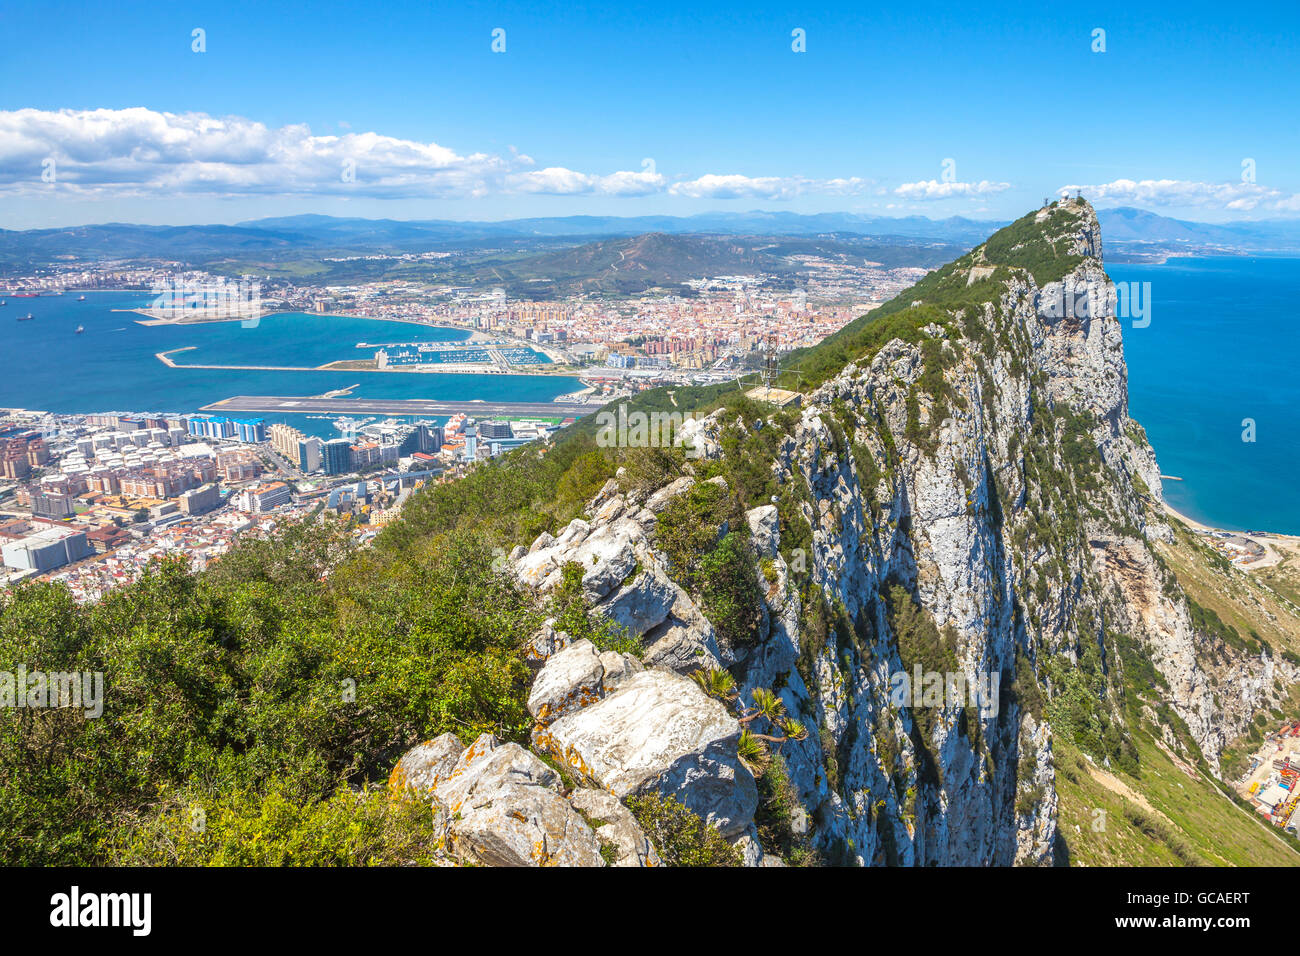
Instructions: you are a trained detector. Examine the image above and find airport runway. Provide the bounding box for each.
[200,394,605,419]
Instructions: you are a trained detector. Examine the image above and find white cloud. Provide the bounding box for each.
[0,108,869,206]
[893,179,1012,200]
[1057,178,1300,213]
[506,166,666,196]
[0,107,511,199]
[668,173,869,200]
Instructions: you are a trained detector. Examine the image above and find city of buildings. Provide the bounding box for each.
[0,243,930,602]
[0,403,566,601]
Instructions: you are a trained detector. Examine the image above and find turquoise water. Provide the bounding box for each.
[0,292,576,439]
[1110,256,1300,535]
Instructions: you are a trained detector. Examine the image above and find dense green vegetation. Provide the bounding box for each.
[652,479,765,648]
[753,753,819,865]
[625,794,742,866]
[1044,638,1141,777]
[0,519,559,864]
[982,204,1086,286]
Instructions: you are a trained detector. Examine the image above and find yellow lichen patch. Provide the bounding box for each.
[387,763,408,796]
[560,745,597,783]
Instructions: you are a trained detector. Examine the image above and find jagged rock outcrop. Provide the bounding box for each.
[394,199,1287,867]
[389,731,661,867]
[536,668,758,837]
[527,639,606,725]
[515,483,727,672]
[501,199,1290,866]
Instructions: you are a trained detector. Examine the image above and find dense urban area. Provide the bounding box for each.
[0,250,930,601]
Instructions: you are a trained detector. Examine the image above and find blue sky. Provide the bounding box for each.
[1,0,1297,227]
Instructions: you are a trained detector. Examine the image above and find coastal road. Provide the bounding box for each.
[201,394,607,419]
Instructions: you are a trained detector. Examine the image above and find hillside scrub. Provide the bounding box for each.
[0,521,546,864]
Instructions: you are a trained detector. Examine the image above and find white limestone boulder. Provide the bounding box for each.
[422,733,607,867]
[449,782,605,867]
[569,788,661,867]
[387,733,465,798]
[432,733,560,816]
[527,638,605,725]
[515,518,645,601]
[598,650,644,692]
[537,669,756,836]
[594,562,680,639]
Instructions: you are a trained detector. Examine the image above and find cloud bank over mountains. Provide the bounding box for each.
[0,107,876,203]
[3,108,1299,219]
[1057,178,1300,214]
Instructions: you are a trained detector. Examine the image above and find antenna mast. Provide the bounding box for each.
[762,332,778,391]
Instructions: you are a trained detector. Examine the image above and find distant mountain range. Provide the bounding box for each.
[1095,207,1300,251]
[2,207,1298,276]
[236,207,1300,252]
[239,210,1006,244]
[424,232,966,297]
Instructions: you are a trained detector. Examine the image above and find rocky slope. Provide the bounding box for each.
[387,199,1295,866]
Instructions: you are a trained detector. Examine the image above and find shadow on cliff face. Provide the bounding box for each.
[1053,828,1073,867]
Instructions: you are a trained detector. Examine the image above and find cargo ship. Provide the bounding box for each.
[12,292,39,298]
[18,313,34,321]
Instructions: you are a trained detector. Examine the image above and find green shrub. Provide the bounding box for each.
[698,532,763,648]
[0,522,539,864]
[754,753,817,865]
[626,794,741,866]
[104,787,443,866]
[654,480,732,589]
[550,562,642,656]
[884,583,958,676]
[619,445,688,496]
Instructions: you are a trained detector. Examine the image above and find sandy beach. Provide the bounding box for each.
[1162,502,1300,571]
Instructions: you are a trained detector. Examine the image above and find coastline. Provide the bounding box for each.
[123,307,495,341]
[1161,501,1300,571]
[154,346,580,378]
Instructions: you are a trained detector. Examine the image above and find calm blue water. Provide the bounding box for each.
[0,292,576,439]
[1110,256,1300,535]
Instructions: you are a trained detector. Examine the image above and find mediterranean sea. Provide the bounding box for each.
[0,291,576,439]
[1109,256,1300,536]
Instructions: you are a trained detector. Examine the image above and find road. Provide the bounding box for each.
[201,395,606,419]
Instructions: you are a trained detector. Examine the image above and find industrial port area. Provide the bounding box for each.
[1237,722,1300,835]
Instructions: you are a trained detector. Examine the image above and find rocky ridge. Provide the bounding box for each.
[386,198,1294,866]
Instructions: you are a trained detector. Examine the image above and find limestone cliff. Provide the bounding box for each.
[395,199,1294,866]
